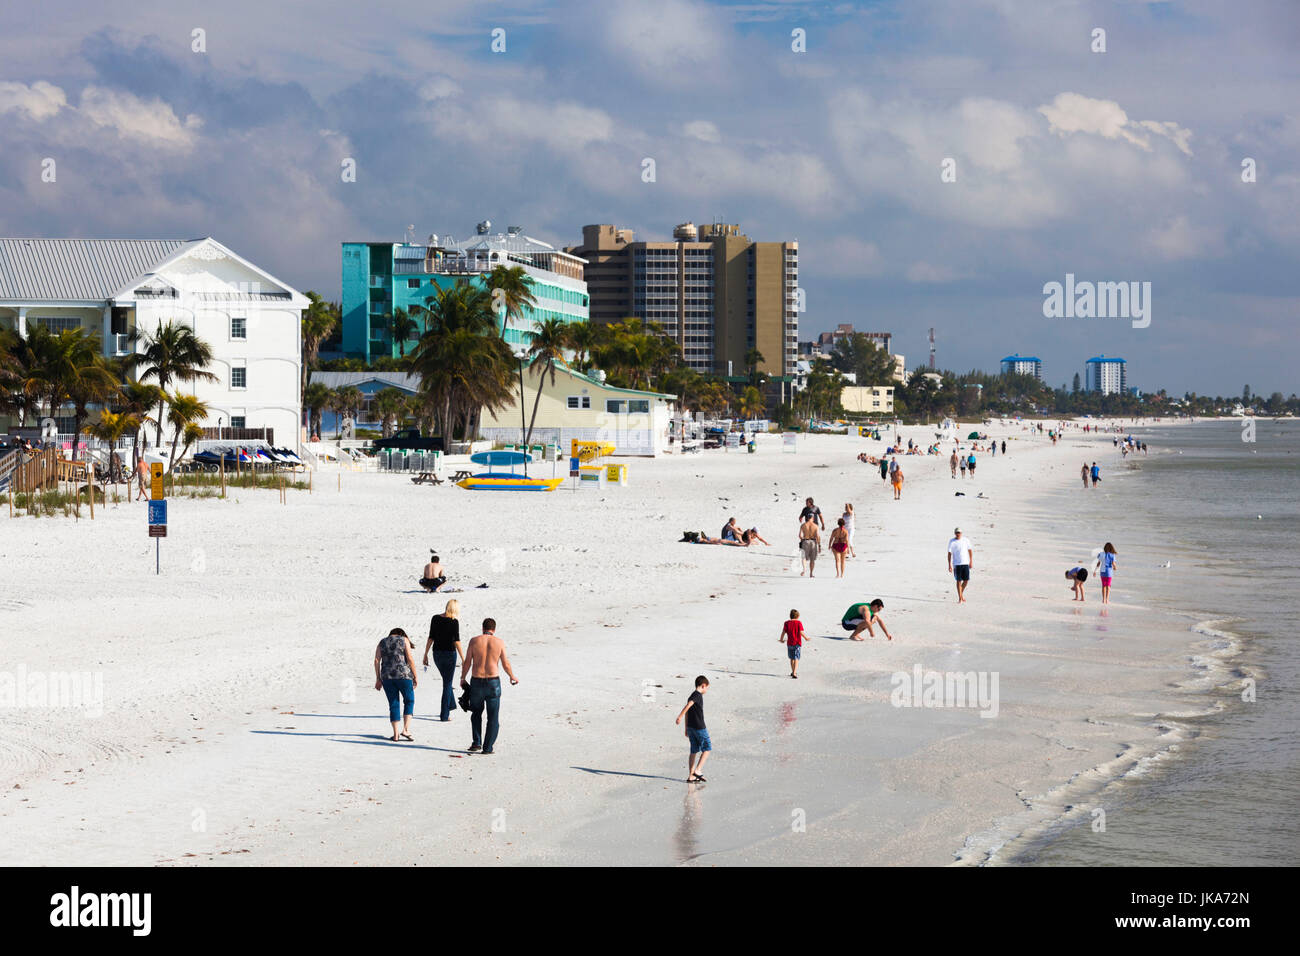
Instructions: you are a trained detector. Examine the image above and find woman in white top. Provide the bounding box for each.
[842,503,856,558]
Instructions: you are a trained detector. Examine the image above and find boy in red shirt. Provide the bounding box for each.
[779,609,806,678]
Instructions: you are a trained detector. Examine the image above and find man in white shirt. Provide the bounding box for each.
[947,527,974,603]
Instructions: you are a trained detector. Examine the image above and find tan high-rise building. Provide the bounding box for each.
[567,222,798,377]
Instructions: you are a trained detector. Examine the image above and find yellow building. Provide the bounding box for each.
[840,385,895,415]
[481,363,676,457]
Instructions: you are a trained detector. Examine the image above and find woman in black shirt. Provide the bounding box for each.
[423,599,464,721]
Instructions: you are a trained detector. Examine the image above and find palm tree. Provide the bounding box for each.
[301,292,340,396]
[19,326,117,459]
[86,410,139,483]
[132,321,217,445]
[372,388,408,438]
[744,348,766,388]
[165,393,211,471]
[386,308,418,358]
[178,422,205,465]
[739,385,765,421]
[565,321,600,373]
[481,264,537,338]
[522,318,570,447]
[329,386,363,440]
[116,381,163,462]
[65,348,119,461]
[303,381,331,439]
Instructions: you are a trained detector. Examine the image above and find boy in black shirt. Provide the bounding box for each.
[675,676,712,783]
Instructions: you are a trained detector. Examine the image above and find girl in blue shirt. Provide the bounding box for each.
[1095,543,1118,603]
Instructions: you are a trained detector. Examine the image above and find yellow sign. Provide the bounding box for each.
[150,462,165,499]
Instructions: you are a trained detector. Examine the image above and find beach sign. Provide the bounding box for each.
[147,499,167,535]
[150,462,165,499]
[783,432,798,453]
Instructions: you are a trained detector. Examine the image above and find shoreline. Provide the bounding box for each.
[0,418,1250,866]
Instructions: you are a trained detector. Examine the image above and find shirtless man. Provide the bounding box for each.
[419,553,446,592]
[135,456,151,501]
[798,516,821,577]
[459,618,518,755]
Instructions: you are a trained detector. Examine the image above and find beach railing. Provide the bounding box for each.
[8,447,59,493]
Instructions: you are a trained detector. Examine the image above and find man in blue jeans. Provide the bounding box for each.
[459,618,519,755]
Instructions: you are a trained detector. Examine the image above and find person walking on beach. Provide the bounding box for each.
[947,527,974,603]
[991,441,996,458]
[891,463,904,500]
[949,450,959,478]
[1080,463,1090,489]
[841,599,892,641]
[799,497,825,530]
[1095,543,1118,604]
[1066,567,1088,601]
[135,456,150,501]
[1090,462,1100,487]
[967,452,976,478]
[879,457,889,482]
[779,610,806,678]
[959,454,967,479]
[1001,440,1006,455]
[829,519,850,577]
[423,599,463,721]
[374,627,418,741]
[842,503,856,558]
[798,515,821,577]
[675,676,711,782]
[419,553,446,592]
[459,618,518,754]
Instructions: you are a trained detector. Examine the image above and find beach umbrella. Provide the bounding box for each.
[967,431,981,440]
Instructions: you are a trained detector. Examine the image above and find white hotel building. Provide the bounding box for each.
[0,237,308,447]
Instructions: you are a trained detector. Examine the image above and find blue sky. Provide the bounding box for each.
[1,0,1297,396]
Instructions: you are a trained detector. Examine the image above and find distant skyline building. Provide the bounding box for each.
[566,221,798,378]
[1001,353,1044,381]
[818,323,892,355]
[1085,355,1128,395]
[342,222,589,362]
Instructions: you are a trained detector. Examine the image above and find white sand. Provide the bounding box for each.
[0,421,1203,865]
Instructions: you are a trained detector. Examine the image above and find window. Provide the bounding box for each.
[231,367,247,389]
[606,400,625,414]
[628,400,649,414]
[230,416,246,429]
[567,396,579,409]
[566,395,590,410]
[33,316,80,333]
[407,279,420,288]
[231,317,247,339]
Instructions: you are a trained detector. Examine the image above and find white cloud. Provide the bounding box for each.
[418,75,462,101]
[0,80,67,120]
[600,0,730,84]
[1144,215,1223,260]
[905,261,966,283]
[683,120,720,143]
[78,86,202,149]
[1039,92,1193,156]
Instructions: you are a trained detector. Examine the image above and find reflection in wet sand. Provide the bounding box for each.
[674,785,703,862]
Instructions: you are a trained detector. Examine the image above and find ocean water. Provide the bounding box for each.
[1012,419,1300,866]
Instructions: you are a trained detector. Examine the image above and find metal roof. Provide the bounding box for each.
[1085,355,1126,364]
[0,238,193,301]
[309,371,420,392]
[1001,355,1042,363]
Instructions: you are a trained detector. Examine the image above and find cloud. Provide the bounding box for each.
[1039,93,1193,156]
[78,86,202,149]
[0,80,67,120]
[1144,215,1224,261]
[905,261,966,283]
[683,120,720,143]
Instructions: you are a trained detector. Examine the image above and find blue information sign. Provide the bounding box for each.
[148,500,168,525]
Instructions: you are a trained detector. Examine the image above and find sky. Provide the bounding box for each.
[1,0,1297,397]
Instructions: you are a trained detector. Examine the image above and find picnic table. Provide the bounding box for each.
[450,469,472,483]
[411,472,443,486]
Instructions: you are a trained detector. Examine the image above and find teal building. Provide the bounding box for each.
[342,224,589,362]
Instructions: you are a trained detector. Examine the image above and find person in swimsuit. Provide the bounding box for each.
[741,527,771,546]
[420,552,447,592]
[1065,566,1088,601]
[891,464,904,500]
[374,627,418,741]
[842,503,856,558]
[829,518,849,577]
[798,515,821,577]
[1095,543,1117,603]
[1081,463,1090,489]
[950,451,959,478]
[135,456,150,501]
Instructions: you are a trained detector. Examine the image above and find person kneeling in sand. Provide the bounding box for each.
[841,599,892,641]
[1066,566,1088,601]
[420,552,447,592]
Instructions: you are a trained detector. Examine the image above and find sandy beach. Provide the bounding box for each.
[0,421,1225,866]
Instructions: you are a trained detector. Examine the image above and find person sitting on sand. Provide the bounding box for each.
[721,517,742,542]
[420,553,447,592]
[841,599,892,641]
[1066,566,1088,601]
